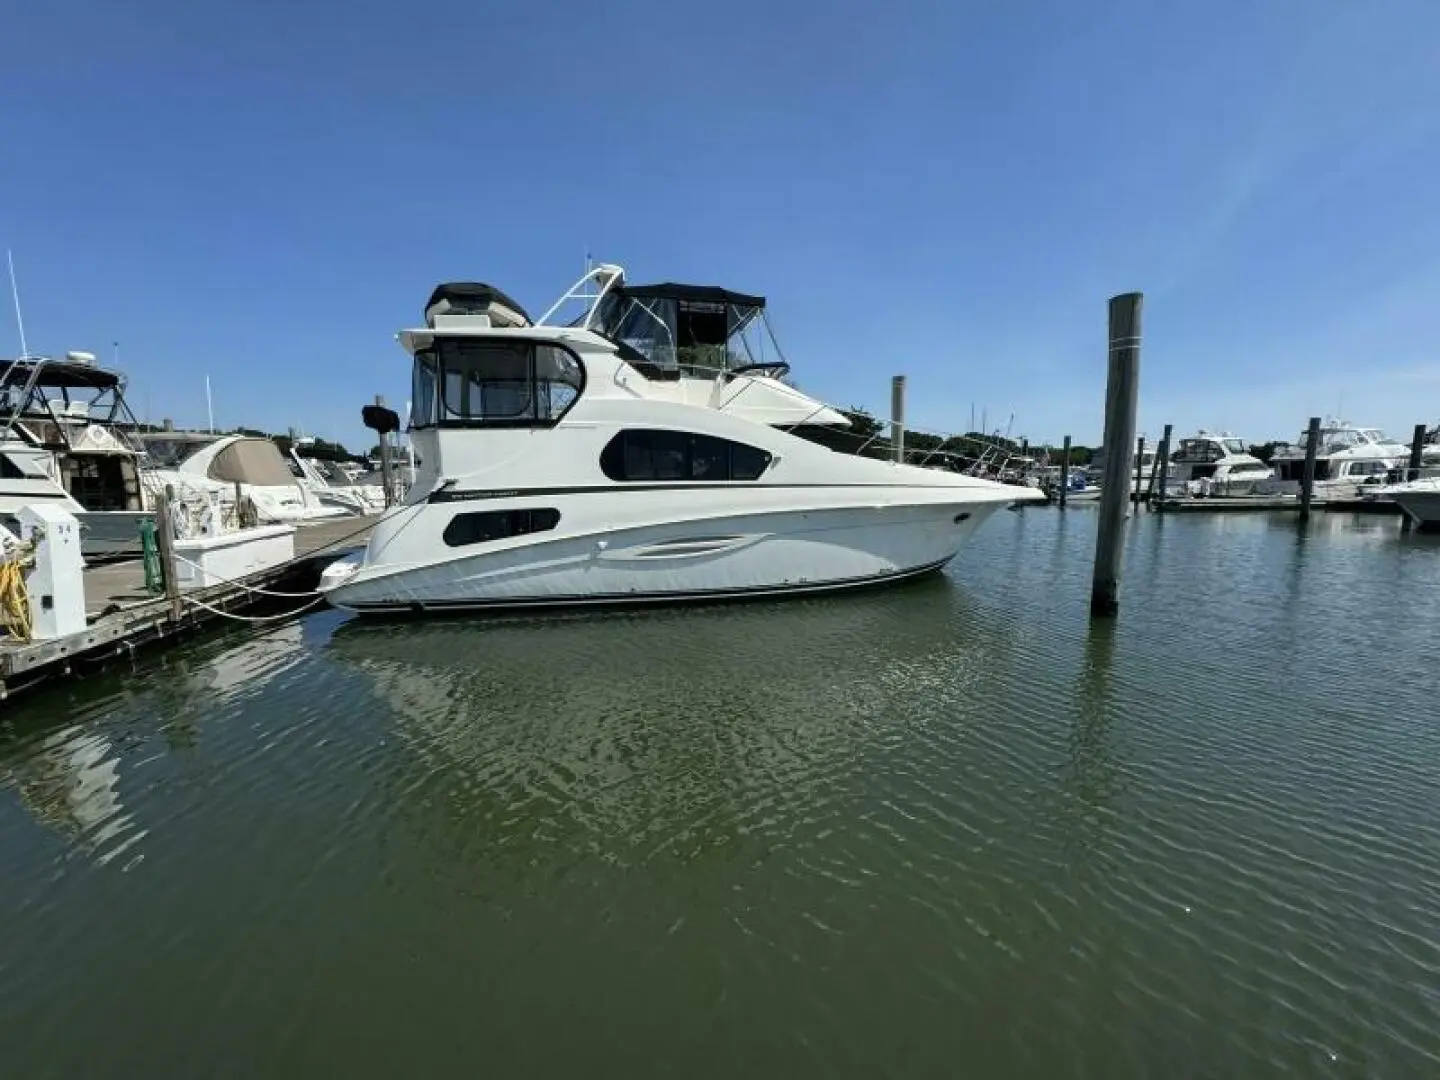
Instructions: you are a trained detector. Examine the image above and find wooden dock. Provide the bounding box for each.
[0,516,374,696]
[1153,496,1400,514]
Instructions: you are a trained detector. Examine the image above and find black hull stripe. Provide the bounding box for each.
[335,557,954,615]
[428,483,1032,503]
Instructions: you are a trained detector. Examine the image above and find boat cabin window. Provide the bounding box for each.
[1222,439,1247,455]
[1177,439,1222,463]
[1343,461,1389,478]
[443,507,561,547]
[599,429,772,482]
[412,339,584,429]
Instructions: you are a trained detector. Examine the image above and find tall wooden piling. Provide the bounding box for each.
[1298,416,1321,522]
[154,485,183,620]
[890,375,906,463]
[1155,423,1173,505]
[1091,292,1142,617]
[1059,435,1071,508]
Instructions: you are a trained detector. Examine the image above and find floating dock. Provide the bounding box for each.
[0,517,372,697]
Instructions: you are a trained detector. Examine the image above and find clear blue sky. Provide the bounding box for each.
[5,0,1439,451]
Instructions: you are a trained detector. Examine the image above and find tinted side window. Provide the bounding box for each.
[599,430,772,482]
[443,508,561,548]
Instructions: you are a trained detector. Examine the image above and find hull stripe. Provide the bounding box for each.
[333,557,953,615]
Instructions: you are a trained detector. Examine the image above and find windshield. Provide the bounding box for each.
[138,436,216,468]
[411,338,584,428]
[1223,439,1246,454]
[593,292,775,377]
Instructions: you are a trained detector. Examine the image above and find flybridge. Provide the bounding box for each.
[423,283,533,331]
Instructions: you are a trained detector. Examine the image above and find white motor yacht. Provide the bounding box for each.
[0,352,151,556]
[320,266,1042,612]
[1263,421,1408,499]
[1169,430,1273,496]
[140,432,348,524]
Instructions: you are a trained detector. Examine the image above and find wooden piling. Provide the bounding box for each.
[1407,423,1427,482]
[1402,422,1427,532]
[1091,292,1142,617]
[153,485,184,620]
[1132,436,1146,506]
[375,394,396,507]
[1059,435,1071,508]
[1298,417,1321,522]
[1155,423,1173,505]
[890,375,906,464]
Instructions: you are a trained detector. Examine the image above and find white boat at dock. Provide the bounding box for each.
[320,265,1043,612]
[0,352,153,557]
[1261,421,1408,500]
[1168,430,1273,496]
[139,431,349,526]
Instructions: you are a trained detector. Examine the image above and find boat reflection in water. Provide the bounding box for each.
[322,576,1021,853]
[1,724,145,868]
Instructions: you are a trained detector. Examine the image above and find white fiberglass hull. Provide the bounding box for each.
[321,492,1020,612]
[1381,483,1440,530]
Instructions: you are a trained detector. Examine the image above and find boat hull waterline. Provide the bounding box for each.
[321,497,1008,611]
[1382,484,1440,531]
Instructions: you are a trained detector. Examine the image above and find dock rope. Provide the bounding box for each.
[169,553,327,598]
[165,517,377,600]
[181,592,328,623]
[164,516,378,623]
[0,556,34,642]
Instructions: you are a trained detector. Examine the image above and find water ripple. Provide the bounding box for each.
[1,512,1440,1074]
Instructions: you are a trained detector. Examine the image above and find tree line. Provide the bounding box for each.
[840,408,1097,465]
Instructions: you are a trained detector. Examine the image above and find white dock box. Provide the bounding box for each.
[173,524,296,589]
[16,504,87,640]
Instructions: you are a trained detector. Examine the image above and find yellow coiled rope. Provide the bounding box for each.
[0,557,33,642]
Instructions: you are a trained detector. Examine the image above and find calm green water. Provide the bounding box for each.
[3,507,1440,1077]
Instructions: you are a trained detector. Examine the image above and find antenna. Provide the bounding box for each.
[205,375,214,433]
[6,249,28,358]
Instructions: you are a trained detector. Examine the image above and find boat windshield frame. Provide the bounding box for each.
[0,357,143,449]
[410,336,586,431]
[532,264,790,382]
[591,283,783,380]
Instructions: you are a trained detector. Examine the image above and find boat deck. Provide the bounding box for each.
[0,516,374,692]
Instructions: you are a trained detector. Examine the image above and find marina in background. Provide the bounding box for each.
[0,268,1436,698]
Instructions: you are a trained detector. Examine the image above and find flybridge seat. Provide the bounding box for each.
[424,283,533,331]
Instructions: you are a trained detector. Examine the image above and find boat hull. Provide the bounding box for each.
[1390,490,1440,531]
[322,496,1009,612]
